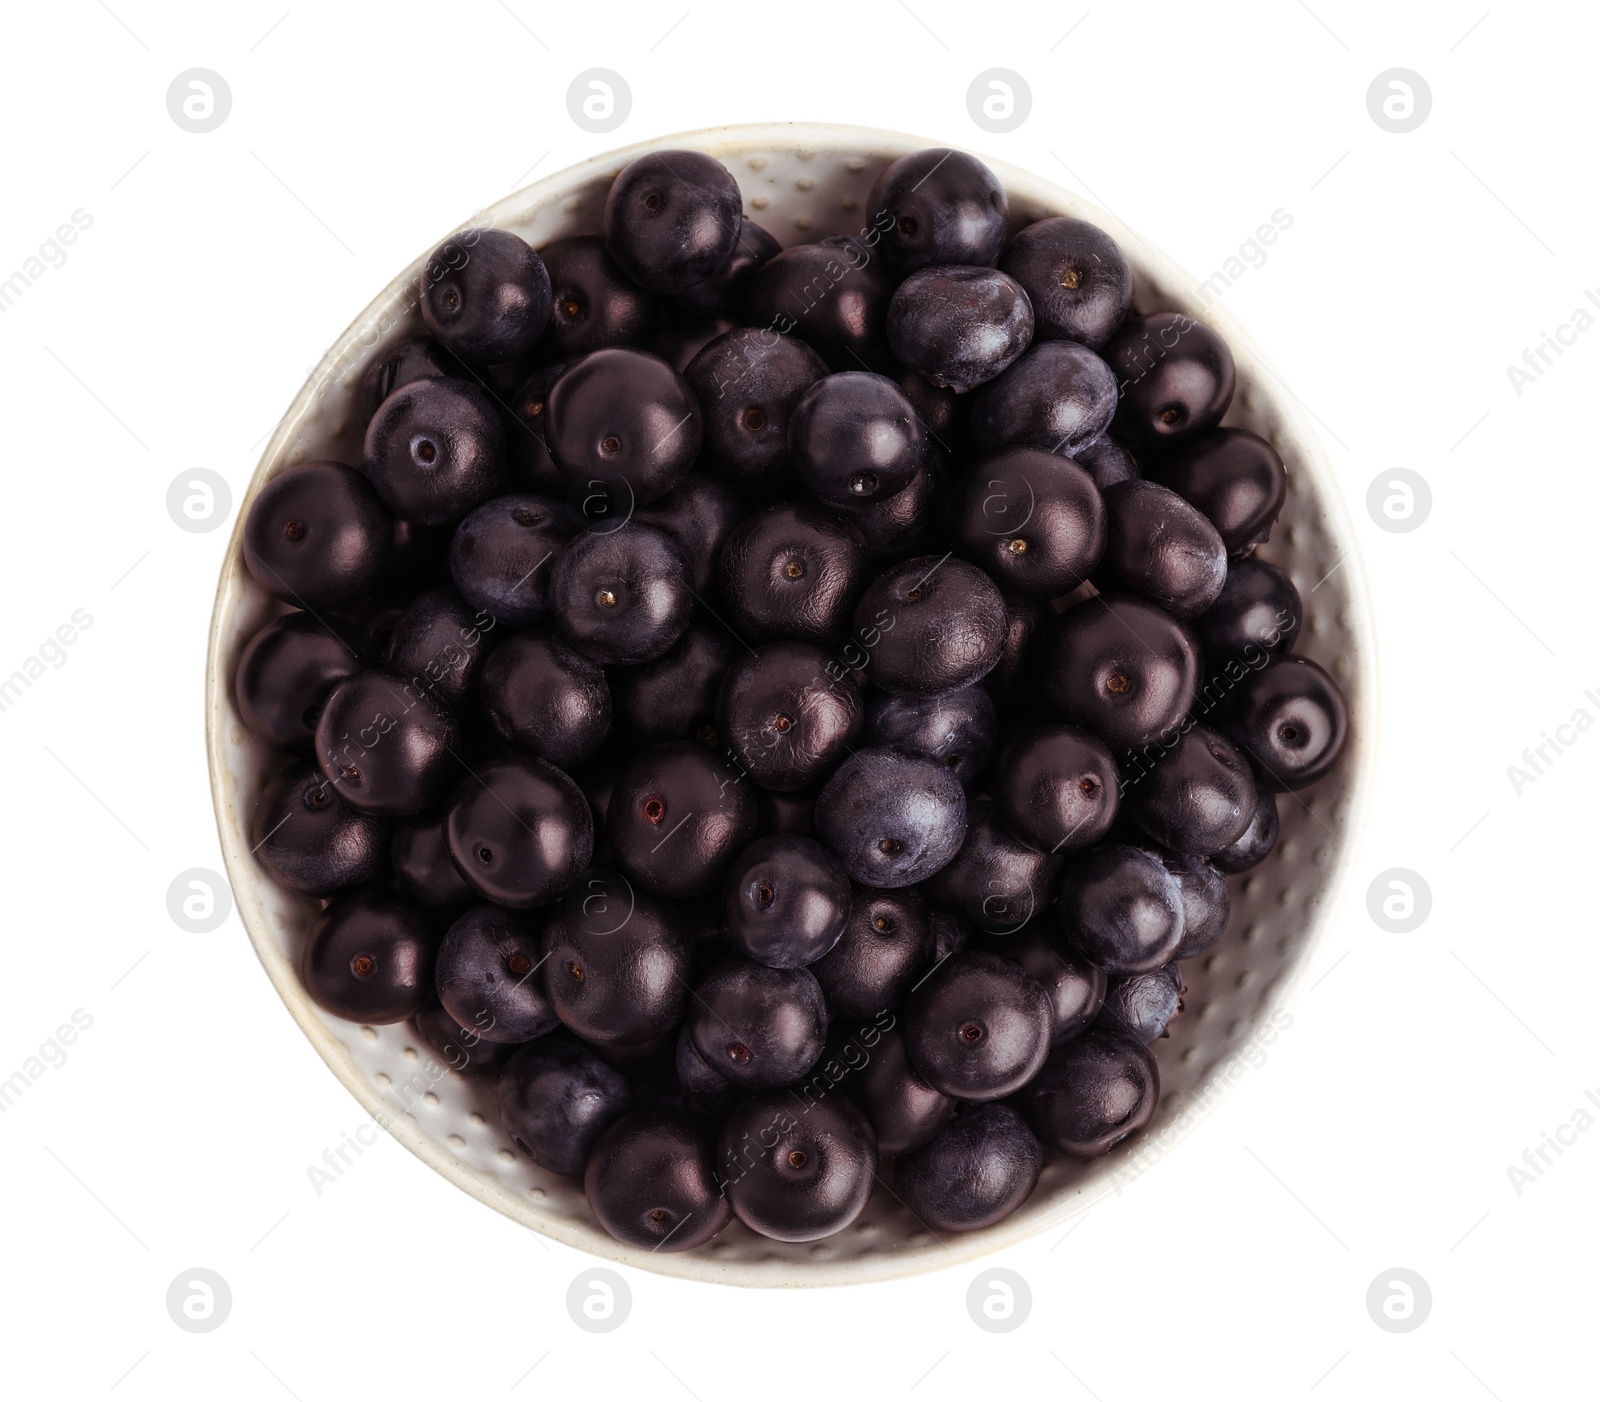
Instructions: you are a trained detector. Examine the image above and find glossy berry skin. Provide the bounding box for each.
[235,611,372,753]
[895,1103,1042,1233]
[547,522,693,665]
[411,1001,516,1076]
[984,925,1106,1044]
[830,1021,953,1154]
[538,234,661,357]
[633,474,746,599]
[675,1024,741,1112]
[991,724,1119,855]
[499,1036,633,1176]
[950,448,1106,600]
[435,905,559,1044]
[1098,962,1183,1043]
[387,587,497,709]
[1094,480,1228,619]
[254,762,387,896]
[445,756,594,908]
[812,886,934,1018]
[542,877,692,1045]
[243,462,393,609]
[718,1091,877,1246]
[1124,725,1256,856]
[1036,594,1201,750]
[718,642,864,792]
[866,683,996,787]
[886,265,1034,393]
[671,216,780,320]
[970,341,1118,460]
[479,633,611,770]
[1015,1029,1159,1158]
[1212,789,1279,874]
[1073,436,1140,489]
[504,360,574,496]
[852,556,1006,697]
[924,797,1064,935]
[358,335,461,424]
[302,889,438,1023]
[607,741,758,897]
[1104,313,1236,451]
[789,372,924,505]
[1194,557,1301,664]
[724,834,851,968]
[904,951,1052,1101]
[719,501,871,643]
[999,216,1133,350]
[1161,851,1230,959]
[420,229,550,364]
[1059,844,1185,975]
[868,148,1008,271]
[1152,428,1287,558]
[686,328,828,493]
[744,243,894,370]
[585,1106,732,1251]
[602,149,743,294]
[545,348,702,506]
[448,494,574,627]
[815,748,967,888]
[1215,655,1349,791]
[391,813,475,914]
[314,669,462,816]
[610,620,737,747]
[688,957,827,1089]
[833,453,945,562]
[364,377,504,526]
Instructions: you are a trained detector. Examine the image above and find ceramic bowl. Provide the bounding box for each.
[206,122,1377,1286]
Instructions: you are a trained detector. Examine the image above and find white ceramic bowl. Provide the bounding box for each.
[206,122,1377,1286]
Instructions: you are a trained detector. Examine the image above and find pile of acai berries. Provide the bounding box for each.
[234,145,1349,1251]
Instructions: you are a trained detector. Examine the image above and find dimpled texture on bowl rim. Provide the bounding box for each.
[206,123,1377,1287]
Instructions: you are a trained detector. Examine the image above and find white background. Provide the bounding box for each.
[1,1,1594,1397]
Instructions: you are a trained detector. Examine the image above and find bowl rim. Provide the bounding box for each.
[206,120,1379,1287]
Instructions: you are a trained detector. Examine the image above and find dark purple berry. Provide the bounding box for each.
[302,889,438,1023]
[815,748,967,888]
[585,1106,732,1251]
[254,762,387,896]
[718,641,864,792]
[435,905,559,1044]
[904,951,1052,1101]
[1059,844,1185,975]
[243,462,392,608]
[420,228,550,363]
[724,834,850,968]
[1104,313,1235,451]
[235,611,372,753]
[444,755,593,908]
[894,1103,1042,1233]
[363,378,504,526]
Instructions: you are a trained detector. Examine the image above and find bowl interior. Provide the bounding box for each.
[206,123,1375,1286]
